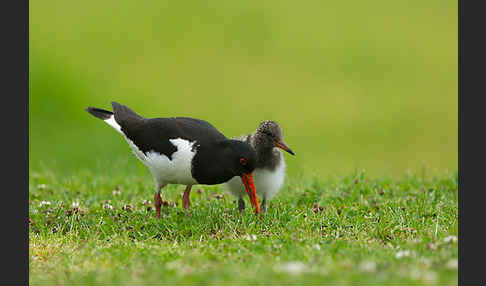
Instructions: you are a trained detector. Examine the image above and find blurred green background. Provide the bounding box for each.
[29,0,457,179]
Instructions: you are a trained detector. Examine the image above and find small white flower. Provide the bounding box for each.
[409,267,421,279]
[166,260,193,276]
[103,203,114,210]
[142,200,152,205]
[275,262,307,276]
[37,184,47,190]
[39,201,51,207]
[359,261,376,272]
[427,242,439,251]
[421,258,432,268]
[243,234,257,241]
[422,271,437,283]
[444,235,457,243]
[72,201,80,208]
[112,190,121,196]
[396,250,410,259]
[446,259,458,270]
[166,259,183,270]
[314,244,321,251]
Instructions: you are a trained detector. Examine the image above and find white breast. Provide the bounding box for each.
[224,156,286,200]
[103,115,198,187]
[144,138,198,186]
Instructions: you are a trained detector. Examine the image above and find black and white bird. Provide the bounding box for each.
[224,120,294,213]
[85,102,262,218]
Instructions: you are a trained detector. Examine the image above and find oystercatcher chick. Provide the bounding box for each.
[224,120,294,213]
[85,102,261,218]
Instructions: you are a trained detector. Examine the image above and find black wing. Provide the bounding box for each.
[111,102,227,159]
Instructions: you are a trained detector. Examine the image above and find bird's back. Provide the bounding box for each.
[111,102,227,159]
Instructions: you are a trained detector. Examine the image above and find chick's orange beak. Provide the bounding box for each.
[274,140,295,155]
[240,172,261,216]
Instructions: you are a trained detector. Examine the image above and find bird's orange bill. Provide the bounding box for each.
[241,172,261,216]
[274,140,295,155]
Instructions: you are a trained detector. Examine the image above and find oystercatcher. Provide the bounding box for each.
[224,120,294,213]
[85,102,261,218]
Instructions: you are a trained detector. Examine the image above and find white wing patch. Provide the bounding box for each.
[225,155,286,200]
[103,115,197,186]
[145,138,198,186]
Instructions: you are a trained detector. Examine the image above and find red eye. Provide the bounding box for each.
[240,157,247,165]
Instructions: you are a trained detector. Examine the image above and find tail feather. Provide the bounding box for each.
[85,107,113,120]
[85,106,123,134]
[111,101,144,122]
[86,102,143,135]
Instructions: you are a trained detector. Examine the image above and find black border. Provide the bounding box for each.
[14,0,473,284]
[459,0,486,285]
[26,0,30,282]
[3,0,29,284]
[458,0,462,283]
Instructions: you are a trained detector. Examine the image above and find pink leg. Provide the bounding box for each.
[182,185,192,210]
[154,191,162,219]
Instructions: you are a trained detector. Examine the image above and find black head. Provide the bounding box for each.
[223,140,257,176]
[191,139,257,185]
[222,140,261,216]
[256,120,282,144]
[191,139,261,215]
[255,120,295,155]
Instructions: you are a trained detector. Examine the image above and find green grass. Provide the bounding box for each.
[29,168,458,286]
[29,1,458,284]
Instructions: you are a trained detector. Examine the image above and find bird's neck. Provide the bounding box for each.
[254,143,281,170]
[191,140,235,185]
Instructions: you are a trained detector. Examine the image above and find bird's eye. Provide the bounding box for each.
[240,157,247,165]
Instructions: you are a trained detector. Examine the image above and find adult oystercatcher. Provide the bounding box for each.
[85,102,261,218]
[224,120,294,213]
